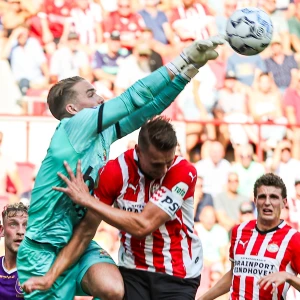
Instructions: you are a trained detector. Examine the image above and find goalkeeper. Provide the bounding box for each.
[17,36,225,300]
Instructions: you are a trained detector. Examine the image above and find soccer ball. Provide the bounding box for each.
[226,7,273,56]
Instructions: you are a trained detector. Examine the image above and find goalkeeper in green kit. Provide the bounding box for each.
[17,36,225,300]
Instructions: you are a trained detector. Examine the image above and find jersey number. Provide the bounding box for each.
[73,166,95,218]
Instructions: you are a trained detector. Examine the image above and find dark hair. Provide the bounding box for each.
[2,202,28,222]
[253,173,287,199]
[138,117,177,152]
[47,76,84,120]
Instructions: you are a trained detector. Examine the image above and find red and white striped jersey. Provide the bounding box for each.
[95,149,203,279]
[229,220,300,299]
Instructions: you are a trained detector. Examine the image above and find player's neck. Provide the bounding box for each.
[256,219,282,233]
[3,250,17,271]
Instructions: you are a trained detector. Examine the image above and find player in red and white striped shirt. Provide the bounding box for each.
[199,173,300,300]
[36,117,202,299]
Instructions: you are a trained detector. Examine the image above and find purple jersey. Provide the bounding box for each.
[0,256,24,299]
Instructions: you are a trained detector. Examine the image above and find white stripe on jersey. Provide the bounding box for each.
[144,234,154,273]
[160,224,173,275]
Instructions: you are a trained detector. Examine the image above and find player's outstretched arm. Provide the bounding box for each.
[257,272,300,293]
[100,36,225,132]
[197,263,233,300]
[112,75,188,142]
[22,209,100,294]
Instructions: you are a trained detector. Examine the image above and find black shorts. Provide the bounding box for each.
[119,267,201,300]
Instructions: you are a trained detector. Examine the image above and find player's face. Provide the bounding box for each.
[72,80,104,111]
[1,213,28,254]
[136,144,175,179]
[254,185,286,229]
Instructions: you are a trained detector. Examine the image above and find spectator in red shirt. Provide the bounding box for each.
[102,0,145,50]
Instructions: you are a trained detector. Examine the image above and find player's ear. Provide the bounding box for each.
[135,144,140,156]
[65,103,78,115]
[282,198,287,209]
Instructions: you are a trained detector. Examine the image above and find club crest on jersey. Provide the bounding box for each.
[15,279,23,294]
[267,243,279,253]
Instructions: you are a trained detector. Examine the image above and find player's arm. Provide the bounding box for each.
[100,35,224,131]
[258,272,300,294]
[197,262,233,300]
[110,74,189,143]
[54,160,196,238]
[21,209,101,293]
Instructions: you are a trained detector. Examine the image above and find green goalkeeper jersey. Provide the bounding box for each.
[25,68,188,248]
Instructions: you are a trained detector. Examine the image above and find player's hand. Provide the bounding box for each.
[21,275,53,294]
[257,271,290,294]
[183,35,227,67]
[53,160,90,207]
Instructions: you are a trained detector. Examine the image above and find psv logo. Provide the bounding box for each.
[162,196,180,212]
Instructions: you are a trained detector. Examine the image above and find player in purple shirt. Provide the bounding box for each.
[0,202,28,299]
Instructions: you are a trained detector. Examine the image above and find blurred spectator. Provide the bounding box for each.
[213,172,249,231]
[271,139,300,199]
[288,1,300,53]
[194,176,214,222]
[261,0,291,53]
[178,63,217,155]
[238,201,255,223]
[231,144,265,199]
[137,28,164,71]
[249,72,287,151]
[226,52,266,86]
[215,71,255,148]
[195,141,231,197]
[208,44,227,90]
[114,40,155,94]
[50,32,92,82]
[215,0,237,35]
[0,0,38,37]
[92,30,129,98]
[0,132,22,201]
[280,203,298,229]
[29,0,73,45]
[6,25,49,96]
[264,35,298,94]
[194,206,229,267]
[138,0,174,45]
[288,180,300,230]
[284,69,300,160]
[102,0,145,50]
[61,0,103,51]
[169,0,215,43]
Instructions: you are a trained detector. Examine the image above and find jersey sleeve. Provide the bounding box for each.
[94,159,123,206]
[229,225,239,262]
[290,232,300,274]
[149,159,196,219]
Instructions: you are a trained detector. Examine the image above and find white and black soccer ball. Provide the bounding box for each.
[226,7,273,56]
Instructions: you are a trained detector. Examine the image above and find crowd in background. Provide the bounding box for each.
[1,0,300,298]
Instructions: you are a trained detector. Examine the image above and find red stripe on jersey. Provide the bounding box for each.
[232,275,240,300]
[165,220,186,277]
[152,230,165,273]
[131,237,148,270]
